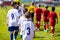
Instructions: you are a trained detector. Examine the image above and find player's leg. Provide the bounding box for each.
[30,13,34,22]
[14,27,19,40]
[8,27,14,40]
[51,26,55,36]
[44,22,46,31]
[19,27,23,38]
[10,32,13,40]
[20,30,23,38]
[45,22,49,32]
[36,21,40,31]
[50,21,55,36]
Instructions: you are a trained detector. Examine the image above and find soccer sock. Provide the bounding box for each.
[51,27,54,35]
[14,31,18,40]
[36,22,38,29]
[20,35,23,38]
[46,25,48,30]
[38,23,40,30]
[36,22,40,30]
[10,32,13,40]
[44,24,46,30]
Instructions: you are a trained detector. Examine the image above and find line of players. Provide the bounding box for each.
[6,2,58,40]
[28,2,58,36]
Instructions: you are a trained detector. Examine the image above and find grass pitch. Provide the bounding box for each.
[0,6,60,40]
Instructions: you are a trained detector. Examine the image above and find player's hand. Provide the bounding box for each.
[6,23,8,26]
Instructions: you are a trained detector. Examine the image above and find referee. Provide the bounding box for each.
[28,2,35,21]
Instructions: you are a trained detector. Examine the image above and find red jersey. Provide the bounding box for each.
[43,9,50,22]
[43,9,50,18]
[35,7,42,18]
[49,11,57,22]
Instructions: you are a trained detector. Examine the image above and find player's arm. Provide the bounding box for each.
[56,14,58,24]
[6,17,8,26]
[6,11,9,26]
[34,9,36,18]
[28,6,31,12]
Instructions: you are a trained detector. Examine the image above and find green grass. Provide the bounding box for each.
[0,6,60,40]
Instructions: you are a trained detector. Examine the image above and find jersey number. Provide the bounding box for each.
[27,27,30,35]
[11,14,14,19]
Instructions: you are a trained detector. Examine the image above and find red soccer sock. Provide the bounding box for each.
[36,22,40,30]
[44,25,46,30]
[46,25,48,30]
[51,27,55,35]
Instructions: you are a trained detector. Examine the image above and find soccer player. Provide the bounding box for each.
[43,5,50,32]
[18,4,28,38]
[6,2,19,40]
[17,2,23,18]
[49,7,58,36]
[28,2,35,21]
[22,12,35,40]
[34,4,42,31]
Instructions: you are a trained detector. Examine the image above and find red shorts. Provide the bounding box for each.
[50,20,56,27]
[44,17,49,22]
[36,16,41,21]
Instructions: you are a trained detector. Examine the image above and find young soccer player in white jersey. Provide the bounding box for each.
[18,4,32,38]
[22,12,35,40]
[6,2,19,40]
[17,2,23,18]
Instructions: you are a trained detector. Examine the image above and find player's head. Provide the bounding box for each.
[45,5,48,9]
[12,2,18,9]
[31,2,34,6]
[23,7,28,14]
[17,2,20,5]
[22,4,26,8]
[37,4,41,7]
[25,12,30,19]
[51,6,55,12]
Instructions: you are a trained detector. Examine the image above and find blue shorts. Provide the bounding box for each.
[8,26,19,32]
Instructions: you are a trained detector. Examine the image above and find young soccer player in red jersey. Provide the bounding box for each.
[34,4,42,31]
[49,7,58,36]
[43,5,50,32]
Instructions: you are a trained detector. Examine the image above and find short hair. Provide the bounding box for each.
[31,2,34,5]
[12,2,18,6]
[23,8,28,14]
[18,2,20,5]
[52,6,55,11]
[45,5,48,8]
[25,12,30,18]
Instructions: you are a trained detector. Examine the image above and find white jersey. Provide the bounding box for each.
[18,15,26,35]
[18,6,23,16]
[22,20,35,40]
[18,15,32,35]
[7,8,19,27]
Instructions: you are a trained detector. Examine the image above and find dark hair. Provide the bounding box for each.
[38,4,41,7]
[52,6,55,11]
[45,6,48,9]
[18,2,20,5]
[12,2,18,6]
[25,12,30,18]
[23,8,28,14]
[31,2,34,5]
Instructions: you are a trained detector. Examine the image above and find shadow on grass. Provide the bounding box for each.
[34,36,46,38]
[55,34,60,37]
